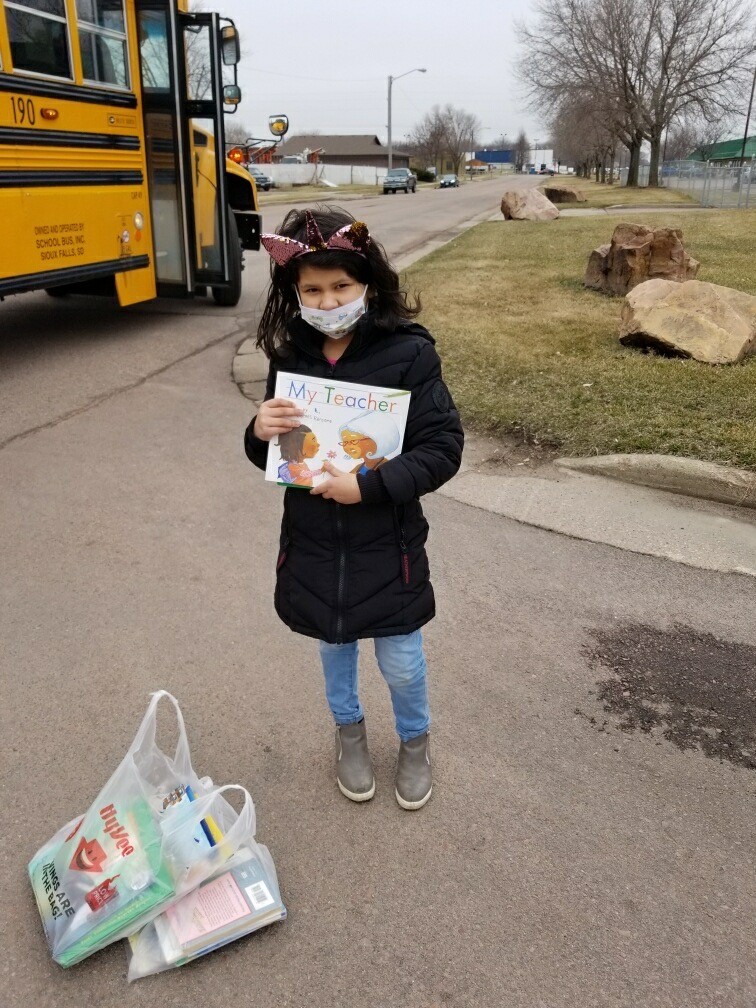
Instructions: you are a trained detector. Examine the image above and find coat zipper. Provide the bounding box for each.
[399,528,410,585]
[276,536,289,571]
[277,497,291,571]
[329,357,350,642]
[395,506,411,585]
[335,503,347,643]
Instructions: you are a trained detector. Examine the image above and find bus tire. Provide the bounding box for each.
[45,287,70,298]
[212,211,243,307]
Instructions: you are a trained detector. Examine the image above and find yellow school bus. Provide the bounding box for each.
[0,0,278,307]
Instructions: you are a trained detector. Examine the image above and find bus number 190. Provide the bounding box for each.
[11,97,36,126]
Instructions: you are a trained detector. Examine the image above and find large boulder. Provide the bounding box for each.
[543,184,586,203]
[620,278,756,364]
[500,189,560,221]
[585,222,699,296]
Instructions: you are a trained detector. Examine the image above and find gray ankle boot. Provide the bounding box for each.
[395,732,432,810]
[335,720,375,802]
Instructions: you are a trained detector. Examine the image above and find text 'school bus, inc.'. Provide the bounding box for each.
[0,0,289,307]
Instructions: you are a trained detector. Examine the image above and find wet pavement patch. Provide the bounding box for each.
[583,622,756,769]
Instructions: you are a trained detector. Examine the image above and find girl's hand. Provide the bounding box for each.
[310,461,362,504]
[253,398,304,441]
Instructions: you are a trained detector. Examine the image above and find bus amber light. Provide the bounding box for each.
[41,108,59,120]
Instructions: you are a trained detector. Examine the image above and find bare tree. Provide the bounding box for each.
[409,105,482,175]
[517,0,756,187]
[513,130,530,172]
[664,115,733,160]
[407,107,447,173]
[550,93,617,180]
[225,121,252,146]
[439,105,482,176]
[642,0,754,184]
[517,0,648,184]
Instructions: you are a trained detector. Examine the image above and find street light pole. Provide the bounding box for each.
[387,67,426,170]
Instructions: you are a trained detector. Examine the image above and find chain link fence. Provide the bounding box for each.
[661,158,755,208]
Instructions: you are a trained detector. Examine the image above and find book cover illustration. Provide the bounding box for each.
[264,372,412,489]
[153,844,286,962]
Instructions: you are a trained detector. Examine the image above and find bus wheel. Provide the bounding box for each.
[45,288,70,298]
[212,211,243,307]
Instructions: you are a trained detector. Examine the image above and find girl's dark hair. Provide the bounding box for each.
[256,205,421,359]
[278,424,312,462]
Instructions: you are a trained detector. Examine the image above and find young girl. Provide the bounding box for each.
[244,207,463,810]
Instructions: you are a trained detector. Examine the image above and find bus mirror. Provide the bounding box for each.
[221,25,240,66]
[269,115,289,138]
[223,85,242,107]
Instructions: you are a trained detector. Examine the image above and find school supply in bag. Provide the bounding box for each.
[28,691,255,968]
[126,838,286,980]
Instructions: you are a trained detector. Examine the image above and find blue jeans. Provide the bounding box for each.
[318,630,430,742]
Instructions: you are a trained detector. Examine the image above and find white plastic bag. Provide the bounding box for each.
[28,691,255,967]
[126,837,285,980]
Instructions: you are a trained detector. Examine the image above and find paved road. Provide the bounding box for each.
[0,174,514,448]
[1,172,754,1007]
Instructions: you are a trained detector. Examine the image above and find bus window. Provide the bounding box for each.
[6,0,72,79]
[138,9,169,92]
[76,0,128,89]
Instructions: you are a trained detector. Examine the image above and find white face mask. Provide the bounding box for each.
[296,287,367,339]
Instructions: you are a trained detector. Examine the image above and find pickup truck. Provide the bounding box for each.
[383,168,417,194]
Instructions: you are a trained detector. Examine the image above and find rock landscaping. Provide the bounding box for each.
[585,222,699,296]
[620,278,756,364]
[500,189,560,221]
[543,185,586,204]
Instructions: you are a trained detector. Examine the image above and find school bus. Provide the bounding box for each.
[0,0,285,307]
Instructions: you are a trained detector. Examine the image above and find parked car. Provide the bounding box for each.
[248,166,274,190]
[439,174,459,188]
[383,168,417,194]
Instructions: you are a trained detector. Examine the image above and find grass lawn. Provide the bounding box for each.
[539,178,697,209]
[406,209,756,469]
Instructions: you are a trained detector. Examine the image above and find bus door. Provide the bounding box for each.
[136,1,229,296]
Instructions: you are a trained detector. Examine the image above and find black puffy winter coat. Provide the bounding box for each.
[244,312,464,644]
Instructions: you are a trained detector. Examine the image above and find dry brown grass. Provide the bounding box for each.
[406,208,756,468]
[540,178,697,209]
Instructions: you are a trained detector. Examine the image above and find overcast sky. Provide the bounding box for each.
[216,0,545,150]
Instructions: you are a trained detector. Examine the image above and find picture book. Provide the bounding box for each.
[264,371,412,489]
[149,843,286,963]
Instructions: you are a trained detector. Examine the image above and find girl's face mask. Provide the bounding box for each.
[296,286,368,339]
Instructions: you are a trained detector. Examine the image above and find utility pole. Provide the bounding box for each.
[387,68,426,170]
[739,64,756,164]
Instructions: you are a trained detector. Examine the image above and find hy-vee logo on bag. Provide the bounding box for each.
[99,803,135,857]
[69,836,107,873]
[68,803,136,871]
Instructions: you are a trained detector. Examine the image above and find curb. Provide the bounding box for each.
[556,454,756,510]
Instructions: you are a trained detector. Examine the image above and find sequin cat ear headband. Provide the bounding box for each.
[260,210,371,267]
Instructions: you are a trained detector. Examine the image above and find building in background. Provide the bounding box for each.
[475,148,558,172]
[687,136,756,163]
[273,134,411,169]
